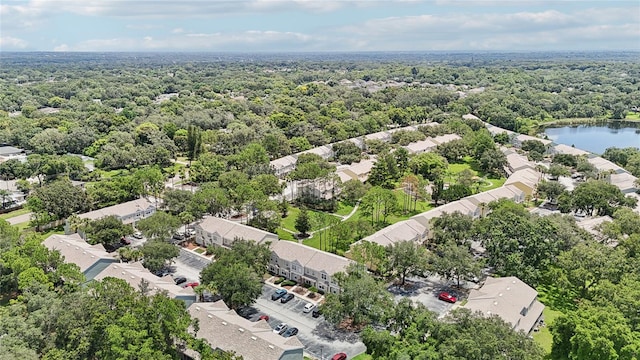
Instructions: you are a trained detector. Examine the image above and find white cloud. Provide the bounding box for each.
[337,6,640,50]
[53,44,70,51]
[0,36,28,49]
[172,28,185,34]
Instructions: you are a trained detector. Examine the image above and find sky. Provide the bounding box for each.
[1,0,639,52]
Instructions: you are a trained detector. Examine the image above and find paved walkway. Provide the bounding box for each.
[7,212,32,225]
[281,201,360,242]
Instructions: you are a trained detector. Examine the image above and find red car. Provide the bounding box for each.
[184,282,199,288]
[259,315,270,321]
[438,291,457,303]
[331,353,347,360]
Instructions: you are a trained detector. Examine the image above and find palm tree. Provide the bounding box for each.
[178,211,195,239]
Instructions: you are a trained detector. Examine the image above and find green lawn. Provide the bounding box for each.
[276,228,295,241]
[352,354,372,360]
[280,206,332,233]
[625,112,640,120]
[333,202,355,217]
[445,158,506,192]
[534,285,575,357]
[0,208,30,220]
[533,306,562,355]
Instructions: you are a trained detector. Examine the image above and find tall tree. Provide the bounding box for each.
[387,241,430,285]
[136,211,180,242]
[295,207,312,236]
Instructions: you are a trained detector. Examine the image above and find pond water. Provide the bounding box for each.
[544,122,640,154]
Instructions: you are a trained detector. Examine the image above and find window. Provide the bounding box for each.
[321,273,327,280]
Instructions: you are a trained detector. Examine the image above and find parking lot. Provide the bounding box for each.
[171,249,212,284]
[241,284,366,360]
[388,275,472,318]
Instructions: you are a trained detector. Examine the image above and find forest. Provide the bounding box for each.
[0,52,639,360]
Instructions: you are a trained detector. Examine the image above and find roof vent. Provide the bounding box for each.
[122,271,126,275]
[498,293,503,297]
[238,328,245,333]
[506,287,510,291]
[207,314,212,319]
[251,336,257,341]
[222,321,227,326]
[195,306,201,311]
[130,276,135,279]
[493,301,498,306]
[268,345,275,350]
[512,280,516,284]
[82,251,86,255]
[487,311,492,315]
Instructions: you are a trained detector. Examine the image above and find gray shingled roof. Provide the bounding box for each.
[270,240,353,276]
[465,276,544,333]
[198,217,278,245]
[188,302,303,360]
[94,262,195,298]
[78,198,155,222]
[43,233,116,272]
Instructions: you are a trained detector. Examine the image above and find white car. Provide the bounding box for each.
[273,322,288,334]
[303,303,315,313]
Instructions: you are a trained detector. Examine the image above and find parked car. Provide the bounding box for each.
[312,308,322,318]
[303,302,315,313]
[187,228,196,236]
[282,327,298,337]
[271,289,287,301]
[273,322,287,334]
[438,291,457,303]
[154,267,171,277]
[133,231,143,239]
[258,315,269,322]
[120,236,132,245]
[174,276,187,285]
[280,293,294,303]
[173,232,185,240]
[184,282,199,288]
[331,353,347,360]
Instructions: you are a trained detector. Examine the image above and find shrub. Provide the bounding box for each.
[281,280,297,287]
[274,277,285,285]
[309,286,318,293]
[318,289,325,295]
[205,246,215,255]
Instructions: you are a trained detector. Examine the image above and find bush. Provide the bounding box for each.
[274,276,285,285]
[309,286,318,293]
[205,246,215,255]
[318,289,325,295]
[281,280,297,287]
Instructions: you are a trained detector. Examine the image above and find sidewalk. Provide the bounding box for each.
[264,276,325,306]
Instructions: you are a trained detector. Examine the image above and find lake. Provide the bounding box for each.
[544,122,640,154]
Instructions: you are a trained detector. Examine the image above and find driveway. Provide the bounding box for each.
[245,284,366,360]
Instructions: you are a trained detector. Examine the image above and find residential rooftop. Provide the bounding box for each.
[270,240,354,276]
[465,276,544,334]
[188,301,303,360]
[94,262,195,298]
[198,217,278,245]
[77,198,155,223]
[42,233,116,273]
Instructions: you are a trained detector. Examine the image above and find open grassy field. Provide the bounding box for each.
[445,157,506,191]
[280,206,340,233]
[333,202,355,217]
